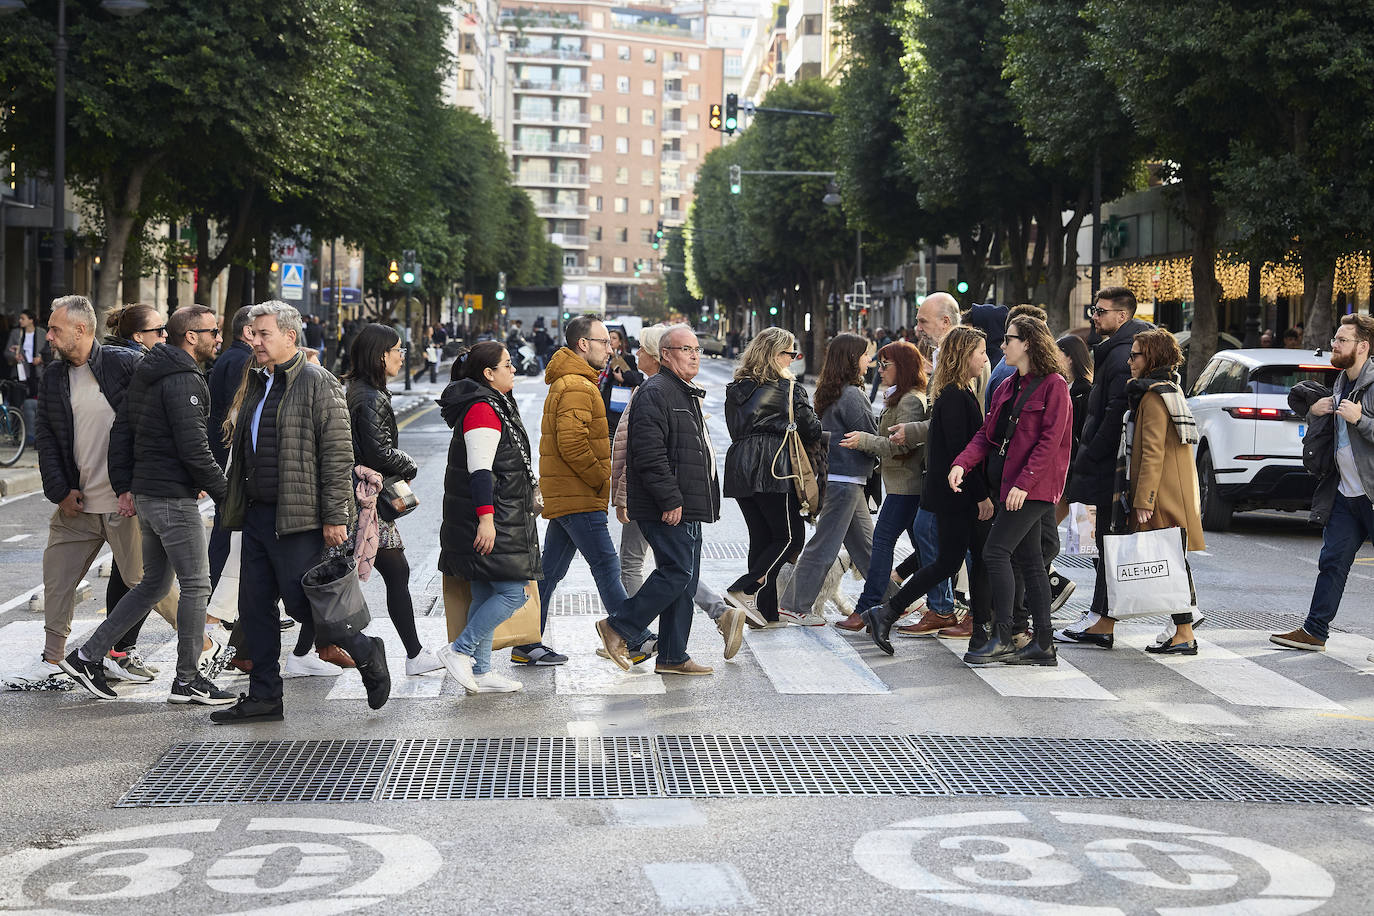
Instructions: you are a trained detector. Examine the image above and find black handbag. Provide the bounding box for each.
[377,475,418,521]
[301,556,371,643]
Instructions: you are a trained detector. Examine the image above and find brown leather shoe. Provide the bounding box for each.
[317,644,356,668]
[834,611,867,632]
[227,657,253,674]
[1269,628,1326,651]
[654,658,714,676]
[897,610,956,637]
[936,616,974,639]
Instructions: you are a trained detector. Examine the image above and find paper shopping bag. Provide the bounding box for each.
[443,576,542,649]
[1102,527,1194,618]
[1064,503,1097,556]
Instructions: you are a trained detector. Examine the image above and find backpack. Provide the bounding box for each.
[1296,378,1374,478]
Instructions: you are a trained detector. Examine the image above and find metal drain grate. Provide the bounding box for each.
[913,735,1236,802]
[548,591,605,616]
[379,737,658,799]
[116,740,396,808]
[1167,742,1374,807]
[701,541,750,560]
[655,735,947,797]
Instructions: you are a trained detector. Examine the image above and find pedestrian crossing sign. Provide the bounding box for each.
[281,262,305,301]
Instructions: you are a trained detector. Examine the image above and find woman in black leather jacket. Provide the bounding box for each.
[332,323,438,676]
[723,327,823,626]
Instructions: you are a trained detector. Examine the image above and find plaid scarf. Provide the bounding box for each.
[1112,374,1199,531]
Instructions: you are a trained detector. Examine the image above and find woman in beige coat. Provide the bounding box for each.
[1059,328,1205,654]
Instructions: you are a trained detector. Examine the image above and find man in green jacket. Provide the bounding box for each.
[212,301,390,723]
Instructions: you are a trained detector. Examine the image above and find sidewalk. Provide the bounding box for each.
[0,451,41,499]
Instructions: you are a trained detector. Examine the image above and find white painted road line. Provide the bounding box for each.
[550,615,666,695]
[939,638,1119,701]
[643,863,755,910]
[744,624,889,694]
[3,533,31,542]
[1119,629,1345,711]
[0,619,98,686]
[327,618,452,700]
[1319,632,1374,676]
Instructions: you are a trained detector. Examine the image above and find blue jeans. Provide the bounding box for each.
[610,520,701,665]
[453,580,526,673]
[524,510,629,651]
[1303,494,1374,641]
[858,494,940,614]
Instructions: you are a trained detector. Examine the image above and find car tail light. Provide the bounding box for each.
[1224,406,1290,420]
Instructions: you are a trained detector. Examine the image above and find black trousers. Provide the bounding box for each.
[891,508,992,634]
[730,490,804,622]
[239,502,373,701]
[985,500,1056,649]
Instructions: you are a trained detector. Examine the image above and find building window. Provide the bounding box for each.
[590,195,603,211]
[638,199,653,215]
[687,142,699,159]
[588,255,601,270]
[616,227,629,243]
[614,197,628,213]
[590,73,604,91]
[687,113,699,129]
[639,229,653,244]
[590,134,603,151]
[589,164,603,183]
[642,79,655,96]
[615,137,629,154]
[591,226,603,241]
[802,14,822,35]
[642,109,655,126]
[641,169,655,186]
[590,42,604,59]
[613,257,627,273]
[689,54,700,70]
[641,139,654,156]
[590,104,604,121]
[616,75,630,94]
[687,83,700,101]
[724,54,743,77]
[643,47,656,63]
[615,167,629,184]
[617,45,630,60]
[615,106,630,124]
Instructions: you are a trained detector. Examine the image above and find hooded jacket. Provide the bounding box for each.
[723,376,822,498]
[625,368,721,523]
[538,346,611,518]
[1068,316,1155,504]
[1291,358,1374,526]
[438,379,541,582]
[108,343,228,504]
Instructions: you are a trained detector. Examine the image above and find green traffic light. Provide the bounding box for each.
[402,271,415,284]
[495,290,506,301]
[730,183,740,195]
[956,281,970,294]
[769,306,778,315]
[725,116,737,131]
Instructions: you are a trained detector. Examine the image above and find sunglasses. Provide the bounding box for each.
[1128,351,1143,360]
[142,326,168,336]
[781,350,801,359]
[1003,334,1022,342]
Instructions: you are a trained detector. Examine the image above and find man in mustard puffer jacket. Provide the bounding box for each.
[515,315,632,666]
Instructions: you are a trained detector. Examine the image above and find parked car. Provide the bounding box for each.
[1186,348,1338,530]
[699,335,727,358]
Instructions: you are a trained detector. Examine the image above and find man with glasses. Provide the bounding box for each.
[519,314,629,666]
[60,306,235,704]
[1059,286,1155,644]
[1272,314,1374,654]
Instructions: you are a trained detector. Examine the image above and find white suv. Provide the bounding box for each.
[1186,348,1338,531]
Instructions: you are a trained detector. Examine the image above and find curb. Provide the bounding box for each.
[0,468,42,499]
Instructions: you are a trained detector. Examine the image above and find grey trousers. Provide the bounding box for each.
[781,482,873,616]
[620,517,727,620]
[80,496,211,685]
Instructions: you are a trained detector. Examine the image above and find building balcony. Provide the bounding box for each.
[514,78,590,95]
[563,265,589,276]
[550,233,589,248]
[499,12,584,32]
[660,149,685,163]
[662,89,687,103]
[662,208,684,222]
[661,119,686,136]
[516,172,590,188]
[663,58,688,78]
[534,201,590,218]
[511,140,590,157]
[507,46,590,62]
[659,179,684,193]
[513,109,590,126]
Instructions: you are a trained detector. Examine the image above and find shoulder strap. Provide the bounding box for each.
[996,374,1046,456]
[771,378,800,482]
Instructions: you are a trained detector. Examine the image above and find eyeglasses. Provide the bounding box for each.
[876,359,891,370]
[585,337,610,346]
[188,327,222,337]
[1330,336,1360,347]
[781,350,801,359]
[1089,307,1123,317]
[1128,351,1143,360]
[142,326,168,336]
[663,345,704,355]
[1003,334,1022,342]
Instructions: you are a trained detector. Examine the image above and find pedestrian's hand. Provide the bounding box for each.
[889,425,907,446]
[474,516,496,555]
[948,466,964,492]
[60,489,84,518]
[612,368,624,383]
[662,506,682,526]
[839,431,862,449]
[1135,507,1154,527]
[616,505,629,525]
[977,497,994,521]
[1311,396,1335,416]
[117,492,136,518]
[323,524,347,547]
[1006,487,1028,511]
[1337,398,1363,424]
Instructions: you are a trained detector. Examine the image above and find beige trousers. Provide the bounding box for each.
[42,508,179,662]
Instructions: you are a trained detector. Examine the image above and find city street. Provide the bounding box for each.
[2,356,1373,914]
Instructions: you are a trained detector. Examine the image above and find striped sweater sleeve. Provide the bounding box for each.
[462,401,502,516]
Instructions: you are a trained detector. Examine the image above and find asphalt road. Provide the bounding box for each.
[2,357,1372,914]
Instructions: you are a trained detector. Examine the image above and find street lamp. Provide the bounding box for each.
[822,181,841,207]
[0,0,149,307]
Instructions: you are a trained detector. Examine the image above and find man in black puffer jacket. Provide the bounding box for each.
[62,306,235,706]
[599,326,721,676]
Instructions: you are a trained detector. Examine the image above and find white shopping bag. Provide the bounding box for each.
[1102,527,1193,618]
[1064,502,1097,556]
[207,530,241,623]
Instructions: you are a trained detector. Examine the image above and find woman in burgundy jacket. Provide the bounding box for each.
[948,315,1072,667]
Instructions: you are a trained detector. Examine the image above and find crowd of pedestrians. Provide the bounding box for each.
[24,282,1374,713]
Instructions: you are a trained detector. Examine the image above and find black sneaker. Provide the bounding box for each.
[355,636,392,710]
[1048,569,1076,613]
[511,644,569,666]
[209,694,284,724]
[169,675,237,706]
[57,649,118,699]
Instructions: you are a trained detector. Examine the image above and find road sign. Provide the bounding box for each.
[465,294,483,312]
[281,262,305,301]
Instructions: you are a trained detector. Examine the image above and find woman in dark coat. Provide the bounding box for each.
[599,326,644,435]
[722,327,822,626]
[436,340,541,694]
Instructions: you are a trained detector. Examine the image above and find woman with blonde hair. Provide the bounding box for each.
[722,327,822,626]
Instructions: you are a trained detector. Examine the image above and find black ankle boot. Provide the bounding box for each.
[864,604,902,656]
[1005,641,1058,666]
[963,625,1015,665]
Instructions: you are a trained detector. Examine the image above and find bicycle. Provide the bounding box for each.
[0,379,28,467]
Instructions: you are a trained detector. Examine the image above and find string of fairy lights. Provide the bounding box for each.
[1102,252,1372,305]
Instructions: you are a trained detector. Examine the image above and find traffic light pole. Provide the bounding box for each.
[403,281,413,391]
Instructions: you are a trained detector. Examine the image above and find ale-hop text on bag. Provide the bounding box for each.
[1117,560,1170,581]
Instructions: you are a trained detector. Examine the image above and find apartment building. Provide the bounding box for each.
[498,2,723,315]
[448,0,504,118]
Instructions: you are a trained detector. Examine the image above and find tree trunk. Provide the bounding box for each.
[95,159,158,322]
[1005,209,1034,304]
[1300,250,1336,350]
[253,228,272,302]
[1040,189,1089,334]
[1182,169,1221,388]
[119,217,147,305]
[225,262,248,315]
[958,224,995,302]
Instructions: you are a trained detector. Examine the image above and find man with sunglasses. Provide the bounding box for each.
[60,306,235,705]
[1059,286,1155,643]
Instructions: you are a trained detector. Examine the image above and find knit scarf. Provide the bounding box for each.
[351,465,383,581]
[1112,373,1199,532]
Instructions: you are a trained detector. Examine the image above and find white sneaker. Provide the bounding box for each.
[436,644,479,692]
[781,609,826,627]
[102,654,151,683]
[726,590,767,628]
[198,633,231,679]
[405,646,444,676]
[469,670,523,694]
[283,652,343,678]
[895,597,927,624]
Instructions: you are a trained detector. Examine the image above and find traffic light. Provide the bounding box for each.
[495,271,507,301]
[387,259,400,284]
[708,103,722,131]
[768,305,778,316]
[956,280,970,294]
[729,164,741,195]
[402,249,416,285]
[724,93,738,133]
[653,220,664,250]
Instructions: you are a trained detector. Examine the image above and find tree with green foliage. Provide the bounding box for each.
[663,229,700,315]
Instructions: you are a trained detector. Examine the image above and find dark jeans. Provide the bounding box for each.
[892,509,992,634]
[730,491,803,622]
[856,492,921,614]
[610,520,701,665]
[985,499,1055,649]
[1303,494,1374,641]
[527,509,630,651]
[238,501,373,701]
[208,506,231,593]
